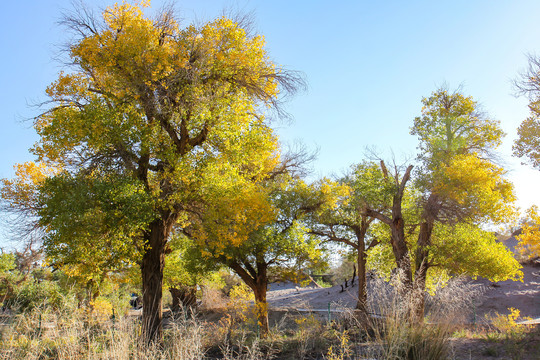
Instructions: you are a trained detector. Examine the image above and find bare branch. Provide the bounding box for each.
[59,1,100,37]
[514,53,540,100]
[269,142,317,179]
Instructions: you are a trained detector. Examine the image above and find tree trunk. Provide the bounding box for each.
[228,260,270,336]
[369,163,414,289]
[254,260,269,336]
[412,260,428,321]
[413,218,434,321]
[253,282,269,336]
[170,286,197,312]
[351,222,371,314]
[412,193,438,321]
[141,219,170,344]
[390,217,412,287]
[356,248,367,313]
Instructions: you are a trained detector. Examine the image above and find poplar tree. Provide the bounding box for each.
[1,1,303,342]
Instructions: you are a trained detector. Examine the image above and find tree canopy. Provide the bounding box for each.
[1,1,304,343]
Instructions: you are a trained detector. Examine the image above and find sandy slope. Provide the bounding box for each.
[474,263,540,321]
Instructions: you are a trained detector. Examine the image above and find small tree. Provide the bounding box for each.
[186,173,337,335]
[309,161,394,312]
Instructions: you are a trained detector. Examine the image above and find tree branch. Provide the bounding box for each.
[365,209,391,225]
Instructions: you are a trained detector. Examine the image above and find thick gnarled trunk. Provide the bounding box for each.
[368,163,414,289]
[390,217,412,288]
[141,218,171,344]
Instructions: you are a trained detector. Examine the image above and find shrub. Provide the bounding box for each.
[485,307,534,340]
[6,281,69,312]
[363,273,483,359]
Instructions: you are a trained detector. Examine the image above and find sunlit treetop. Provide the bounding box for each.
[410,88,515,225]
[32,0,304,171]
[411,88,504,166]
[29,0,304,214]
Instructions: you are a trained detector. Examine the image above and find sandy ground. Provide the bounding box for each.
[267,237,540,323]
[265,267,540,359]
[267,264,540,321]
[474,263,540,321]
[267,280,364,311]
[474,237,540,322]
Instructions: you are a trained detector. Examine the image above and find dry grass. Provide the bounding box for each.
[345,273,487,360]
[0,307,206,360]
[2,275,533,359]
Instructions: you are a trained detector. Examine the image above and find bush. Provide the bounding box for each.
[6,280,72,313]
[362,273,483,359]
[485,307,534,340]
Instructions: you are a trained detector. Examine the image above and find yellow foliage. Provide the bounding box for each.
[434,154,516,223]
[19,0,286,270]
[67,2,278,108]
[486,307,533,337]
[188,160,282,256]
[325,330,351,360]
[90,297,114,323]
[431,223,523,282]
[517,206,540,259]
[229,283,254,302]
[227,283,256,325]
[0,162,58,210]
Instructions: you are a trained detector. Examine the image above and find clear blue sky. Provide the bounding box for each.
[2,1,540,244]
